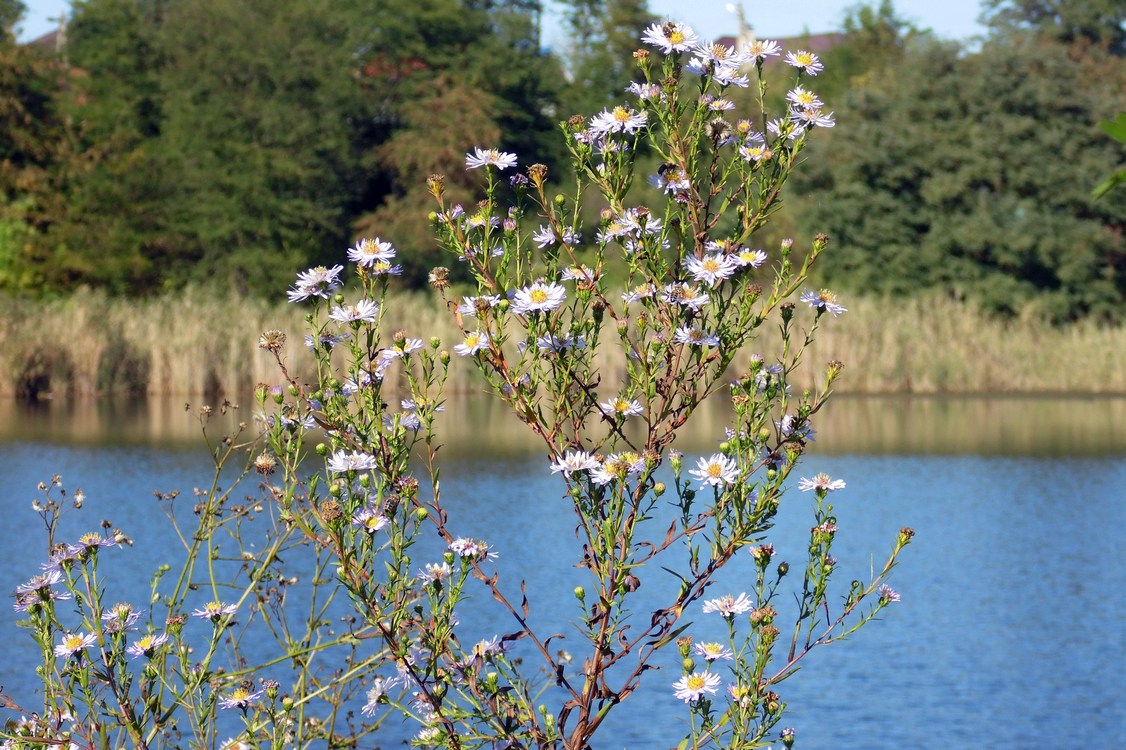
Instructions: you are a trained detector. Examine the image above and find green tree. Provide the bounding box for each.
[982,0,1126,52]
[794,32,1126,321]
[555,0,654,115]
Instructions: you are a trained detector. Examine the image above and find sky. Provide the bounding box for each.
[16,0,988,45]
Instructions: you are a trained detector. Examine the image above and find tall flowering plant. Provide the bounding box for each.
[258,20,911,750]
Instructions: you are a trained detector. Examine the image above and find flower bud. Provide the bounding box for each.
[439,350,451,365]
[415,507,429,521]
[777,561,789,577]
[429,336,441,349]
[574,586,585,601]
[653,482,665,496]
[681,657,695,672]
[554,194,566,207]
[315,443,328,456]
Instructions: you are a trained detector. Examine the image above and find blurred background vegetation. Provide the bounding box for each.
[1,0,1125,394]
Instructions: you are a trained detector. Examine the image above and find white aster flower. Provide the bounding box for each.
[348,237,396,266]
[561,265,598,283]
[702,592,755,617]
[54,631,96,659]
[689,453,739,487]
[125,632,169,659]
[454,330,490,357]
[800,288,847,316]
[784,49,824,75]
[589,106,648,137]
[465,147,517,170]
[456,294,501,317]
[327,450,379,473]
[418,562,453,585]
[361,676,397,716]
[599,396,644,418]
[550,450,602,475]
[740,143,773,163]
[745,39,782,62]
[693,642,734,662]
[641,21,698,54]
[734,247,768,267]
[674,326,720,347]
[672,671,722,703]
[790,107,835,130]
[329,299,380,324]
[511,281,566,315]
[685,252,739,287]
[786,86,824,110]
[352,507,390,534]
[798,473,846,493]
[287,265,344,302]
[660,282,709,310]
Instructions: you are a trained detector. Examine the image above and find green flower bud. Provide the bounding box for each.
[315,443,328,456]
[681,657,695,672]
[415,507,429,522]
[653,482,666,496]
[287,384,299,397]
[573,586,585,600]
[429,336,441,349]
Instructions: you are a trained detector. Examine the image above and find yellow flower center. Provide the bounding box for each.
[707,463,724,478]
[796,52,814,66]
[669,30,685,44]
[687,675,706,690]
[529,289,548,304]
[702,258,721,273]
[64,634,85,650]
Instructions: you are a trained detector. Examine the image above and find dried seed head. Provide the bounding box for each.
[428,266,450,291]
[259,330,286,353]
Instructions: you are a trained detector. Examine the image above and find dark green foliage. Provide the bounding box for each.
[556,0,654,115]
[981,0,1126,52]
[795,32,1126,321]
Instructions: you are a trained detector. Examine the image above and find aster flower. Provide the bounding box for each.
[54,631,97,659]
[745,39,782,62]
[689,453,739,487]
[791,107,835,130]
[879,584,901,603]
[685,253,739,287]
[800,288,847,316]
[352,507,390,534]
[702,592,755,617]
[626,81,664,101]
[713,66,750,88]
[798,473,846,493]
[778,413,816,442]
[329,300,380,324]
[599,396,644,418]
[347,237,396,266]
[305,331,349,350]
[418,562,453,585]
[641,21,698,54]
[16,569,63,595]
[534,333,586,352]
[693,642,734,662]
[287,265,344,303]
[125,632,169,659]
[672,671,722,703]
[550,450,602,475]
[786,86,824,110]
[101,602,142,633]
[454,331,490,357]
[219,686,265,711]
[591,452,645,486]
[192,601,238,622]
[361,676,397,716]
[589,106,648,137]
[660,282,709,310]
[650,165,691,195]
[561,265,598,283]
[532,225,558,248]
[734,247,768,268]
[73,531,118,554]
[621,283,657,303]
[674,326,721,348]
[465,147,517,171]
[456,294,502,317]
[327,450,379,473]
[785,50,824,75]
[511,281,566,315]
[740,143,774,163]
[449,537,494,560]
[692,40,751,71]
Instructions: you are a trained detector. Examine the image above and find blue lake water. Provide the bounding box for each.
[1,396,1125,748]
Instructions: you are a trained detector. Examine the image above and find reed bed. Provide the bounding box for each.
[1,288,1124,398]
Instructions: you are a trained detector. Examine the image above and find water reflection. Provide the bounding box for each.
[4,394,1125,456]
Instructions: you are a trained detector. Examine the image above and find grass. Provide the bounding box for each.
[1,287,1124,399]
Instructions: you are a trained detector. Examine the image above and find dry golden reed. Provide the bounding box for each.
[1,288,1123,398]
